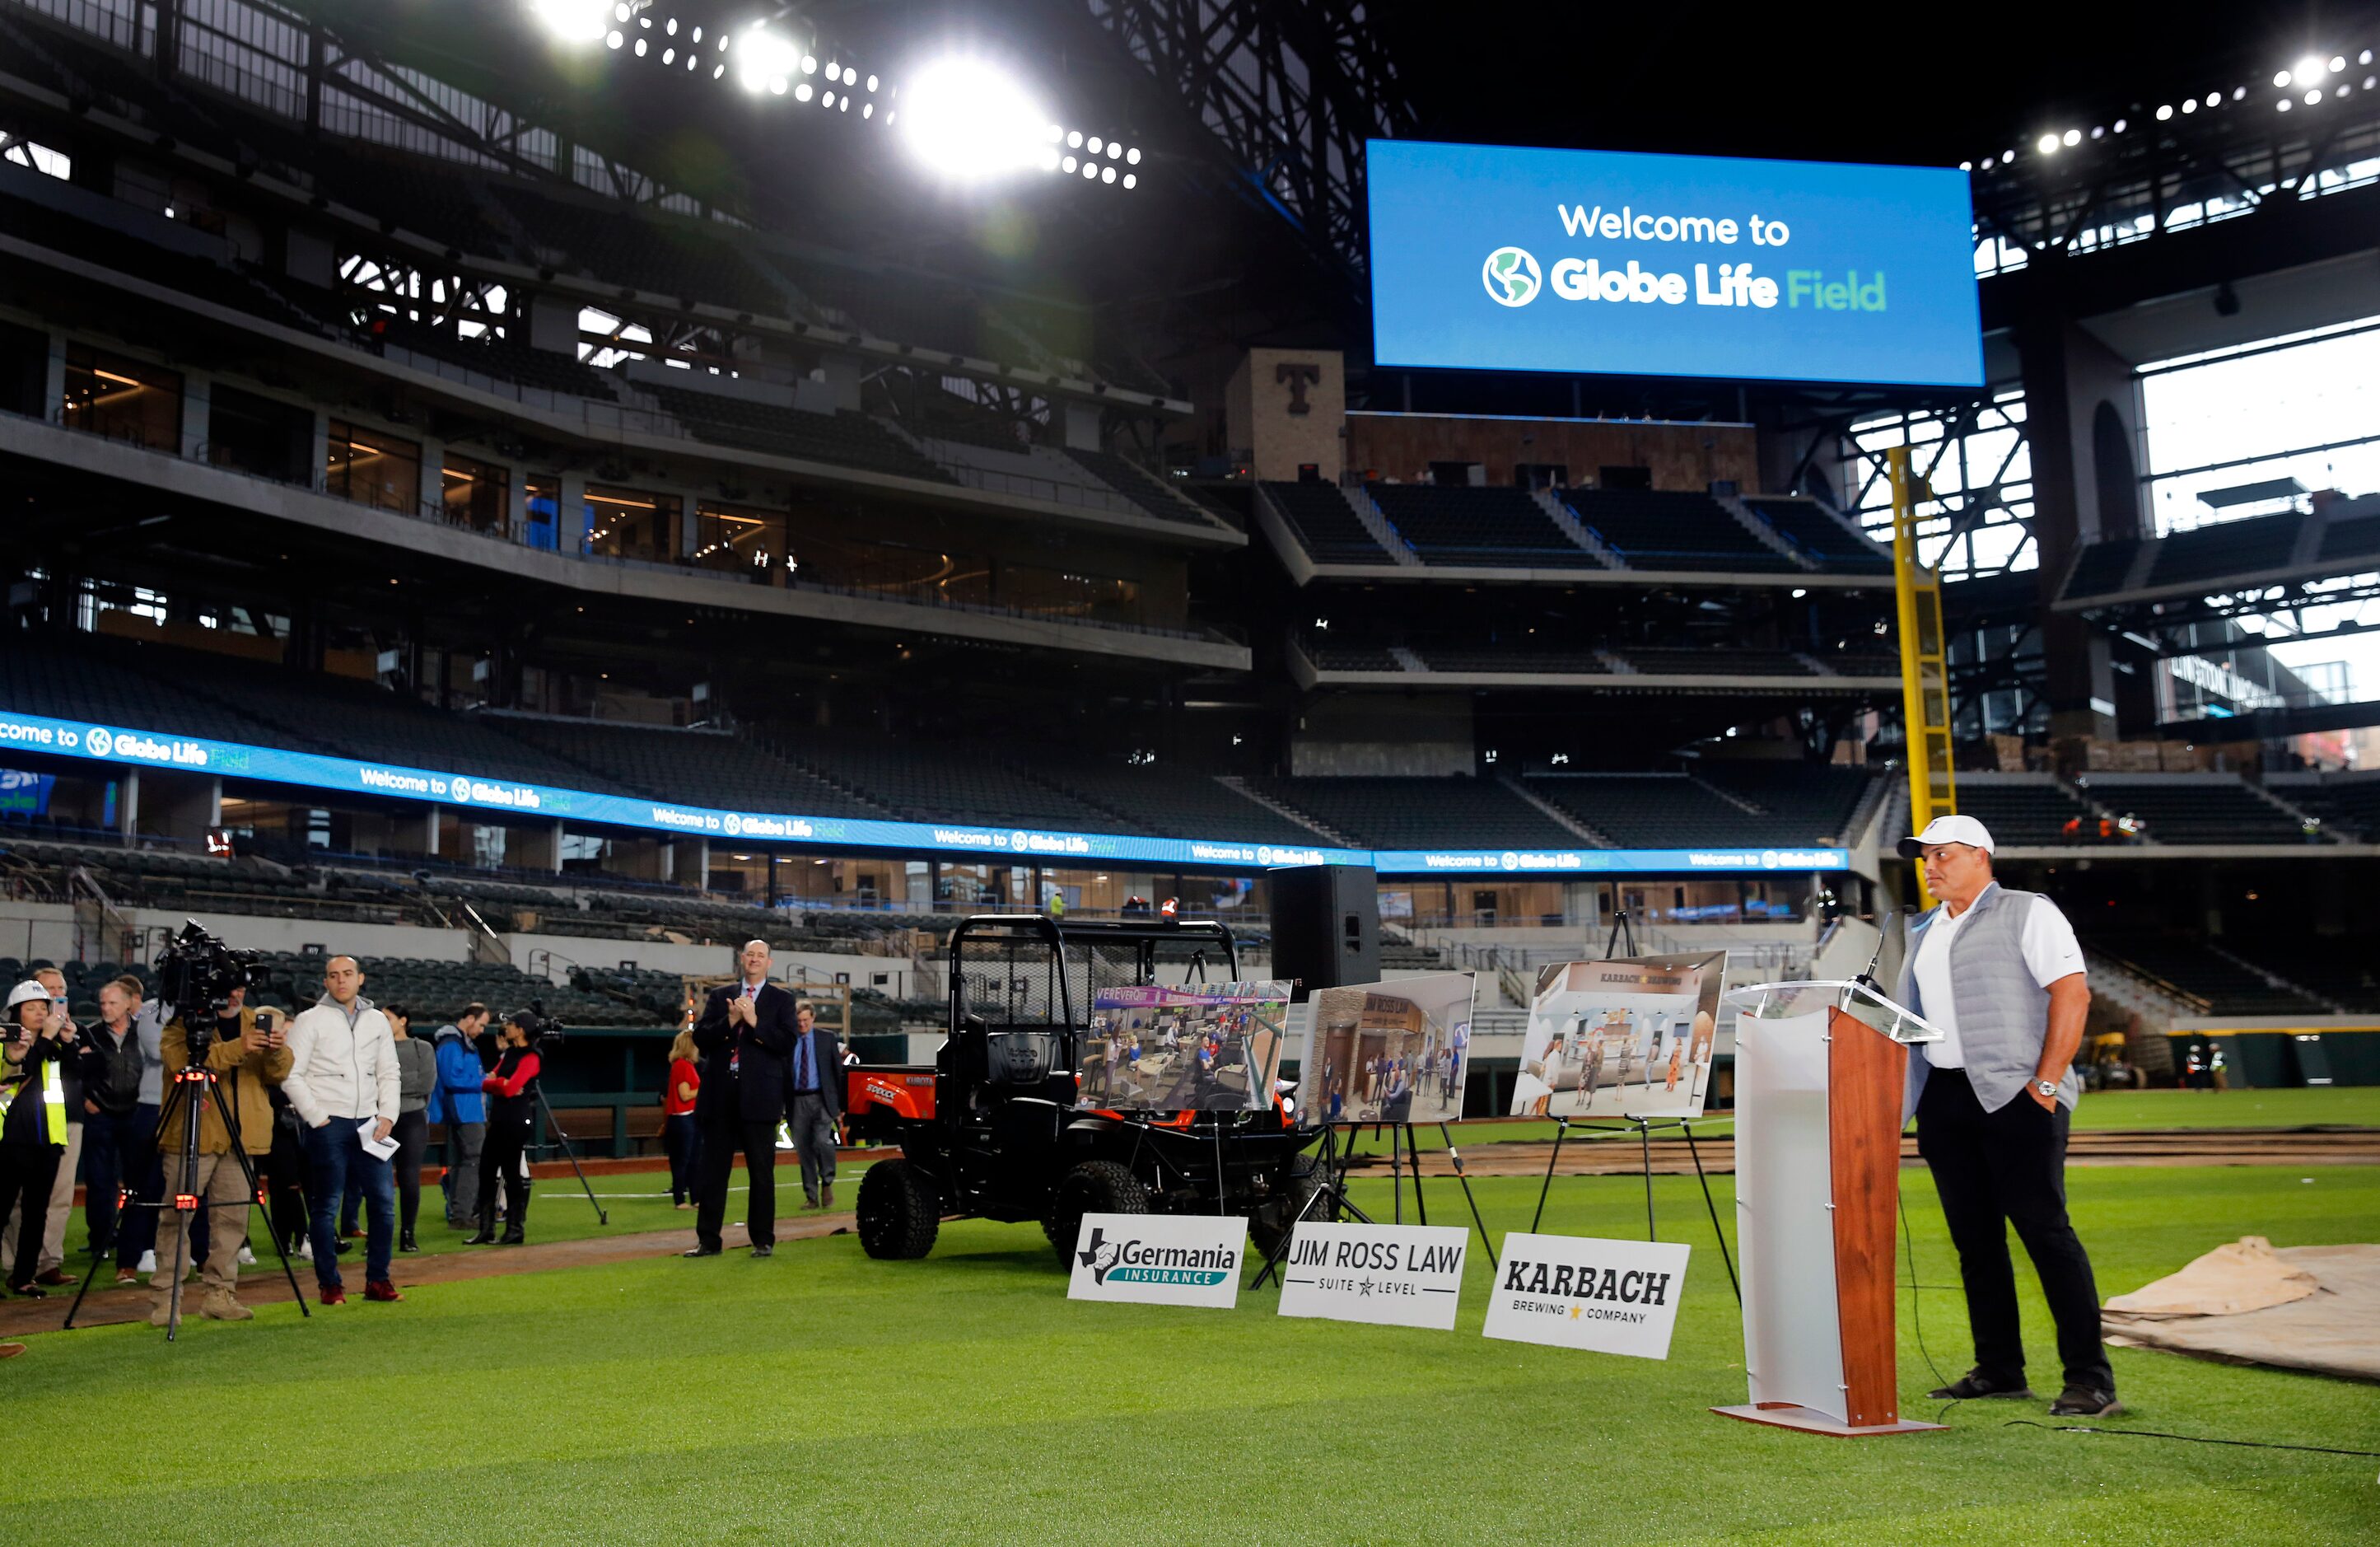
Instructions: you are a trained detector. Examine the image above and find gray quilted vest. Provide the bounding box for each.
[1896,882,2083,1119]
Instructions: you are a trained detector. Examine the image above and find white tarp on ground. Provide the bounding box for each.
[2103,1239,2380,1383]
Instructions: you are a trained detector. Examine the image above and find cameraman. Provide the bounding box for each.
[0,981,69,1297]
[466,1010,542,1246]
[151,988,292,1327]
[282,957,402,1306]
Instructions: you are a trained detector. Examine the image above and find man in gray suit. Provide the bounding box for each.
[783,1001,842,1209]
[1898,814,2117,1418]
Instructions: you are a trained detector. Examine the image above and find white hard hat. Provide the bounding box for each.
[1897,813,1996,859]
[6,980,49,1012]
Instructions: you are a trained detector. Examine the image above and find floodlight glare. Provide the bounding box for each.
[735,27,799,92]
[2036,133,2059,152]
[899,58,1049,182]
[529,0,610,44]
[2294,56,2323,85]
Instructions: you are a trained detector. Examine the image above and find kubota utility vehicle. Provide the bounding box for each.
[843,914,1322,1264]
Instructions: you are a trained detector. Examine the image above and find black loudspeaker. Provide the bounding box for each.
[1267,863,1381,1000]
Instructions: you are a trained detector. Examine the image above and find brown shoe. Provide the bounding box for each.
[0,1342,23,1358]
[33,1268,68,1286]
[114,1268,139,1286]
[200,1291,253,1321]
[821,1184,834,1209]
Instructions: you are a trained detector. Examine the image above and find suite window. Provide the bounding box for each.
[325,419,422,512]
[584,485,681,563]
[442,451,509,533]
[63,344,181,451]
[693,500,785,576]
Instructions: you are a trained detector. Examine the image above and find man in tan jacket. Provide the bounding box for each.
[152,994,292,1328]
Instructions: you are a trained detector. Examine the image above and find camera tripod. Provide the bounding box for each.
[63,1049,310,1339]
[530,1083,606,1226]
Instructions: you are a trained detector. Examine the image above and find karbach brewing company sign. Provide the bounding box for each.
[1276,1222,1468,1330]
[1482,1233,1691,1359]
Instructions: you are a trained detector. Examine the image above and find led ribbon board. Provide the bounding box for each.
[0,709,1846,876]
[1368,140,1983,388]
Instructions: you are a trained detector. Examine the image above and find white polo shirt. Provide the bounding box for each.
[1911,889,2087,1068]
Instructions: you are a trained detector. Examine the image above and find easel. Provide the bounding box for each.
[1520,911,1741,1302]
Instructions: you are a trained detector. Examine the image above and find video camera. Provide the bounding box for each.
[154,920,256,1054]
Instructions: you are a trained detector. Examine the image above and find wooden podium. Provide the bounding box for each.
[1711,981,1946,1437]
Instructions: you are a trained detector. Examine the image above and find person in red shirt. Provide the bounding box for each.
[465,1011,542,1246]
[663,1028,702,1210]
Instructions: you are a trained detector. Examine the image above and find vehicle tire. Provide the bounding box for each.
[856,1159,940,1260]
[1043,1159,1147,1266]
[1248,1155,1324,1263]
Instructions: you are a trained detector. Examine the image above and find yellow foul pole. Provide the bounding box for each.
[1888,446,1955,907]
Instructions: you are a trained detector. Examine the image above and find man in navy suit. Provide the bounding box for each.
[685,940,796,1260]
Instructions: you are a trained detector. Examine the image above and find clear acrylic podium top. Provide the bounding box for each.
[1720,979,1944,1045]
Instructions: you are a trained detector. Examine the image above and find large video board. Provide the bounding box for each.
[1369,140,1982,388]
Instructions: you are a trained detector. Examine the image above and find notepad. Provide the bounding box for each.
[357,1117,399,1160]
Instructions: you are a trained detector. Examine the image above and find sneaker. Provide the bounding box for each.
[199,1292,252,1321]
[0,1343,24,1358]
[363,1279,404,1303]
[114,1267,139,1285]
[137,1250,156,1274]
[318,1283,347,1306]
[236,1245,256,1266]
[295,1241,312,1263]
[2049,1386,2123,1418]
[1926,1370,2036,1401]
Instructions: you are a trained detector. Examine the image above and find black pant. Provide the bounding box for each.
[476,1113,532,1237]
[391,1110,427,1236]
[693,1115,777,1250]
[0,1143,62,1288]
[664,1113,702,1206]
[262,1113,310,1253]
[1916,1067,2113,1393]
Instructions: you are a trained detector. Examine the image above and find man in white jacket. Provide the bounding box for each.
[282,956,403,1305]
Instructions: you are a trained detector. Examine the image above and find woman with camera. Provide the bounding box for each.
[0,981,71,1297]
[465,1010,542,1246]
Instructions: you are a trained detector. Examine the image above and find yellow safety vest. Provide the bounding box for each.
[0,1057,68,1147]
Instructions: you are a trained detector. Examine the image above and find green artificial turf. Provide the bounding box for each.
[1339,1083,2380,1155]
[2,1161,2373,1544]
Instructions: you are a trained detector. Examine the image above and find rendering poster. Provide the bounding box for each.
[1295,972,1477,1125]
[1078,980,1290,1113]
[1510,952,1725,1119]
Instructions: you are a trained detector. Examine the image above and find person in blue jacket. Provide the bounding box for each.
[432,1004,491,1231]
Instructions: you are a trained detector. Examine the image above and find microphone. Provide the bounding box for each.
[1854,906,1915,989]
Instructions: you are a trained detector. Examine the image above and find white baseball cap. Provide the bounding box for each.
[1897,813,1996,859]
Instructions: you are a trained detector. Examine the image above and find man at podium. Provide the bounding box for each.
[1896,814,2120,1419]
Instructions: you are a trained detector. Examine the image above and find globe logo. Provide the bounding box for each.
[1010,830,1029,853]
[85,727,113,759]
[449,773,474,803]
[723,812,743,836]
[1500,850,1521,872]
[1482,246,1540,307]
[1762,849,1780,870]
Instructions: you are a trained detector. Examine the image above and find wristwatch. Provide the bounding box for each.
[2035,1079,2059,1099]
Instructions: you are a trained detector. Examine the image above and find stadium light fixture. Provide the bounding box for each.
[735,25,800,93]
[2294,56,2324,86]
[528,0,611,44]
[2036,133,2059,153]
[898,58,1050,182]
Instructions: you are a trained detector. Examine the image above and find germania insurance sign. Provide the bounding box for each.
[1277,1222,1468,1330]
[1066,1213,1248,1309]
[1482,1233,1691,1359]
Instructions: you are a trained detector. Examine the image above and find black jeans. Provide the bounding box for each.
[81,1105,151,1257]
[0,1143,62,1288]
[476,1112,532,1237]
[664,1113,702,1205]
[390,1110,427,1236]
[693,1115,778,1250]
[1916,1067,2113,1393]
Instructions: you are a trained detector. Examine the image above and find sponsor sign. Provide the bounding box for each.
[0,708,1851,874]
[1370,139,1982,387]
[1277,1222,1467,1330]
[0,767,54,818]
[1482,1233,1691,1359]
[1067,1213,1247,1309]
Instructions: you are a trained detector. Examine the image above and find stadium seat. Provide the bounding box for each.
[1561,489,1797,571]
[1366,485,1605,568]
